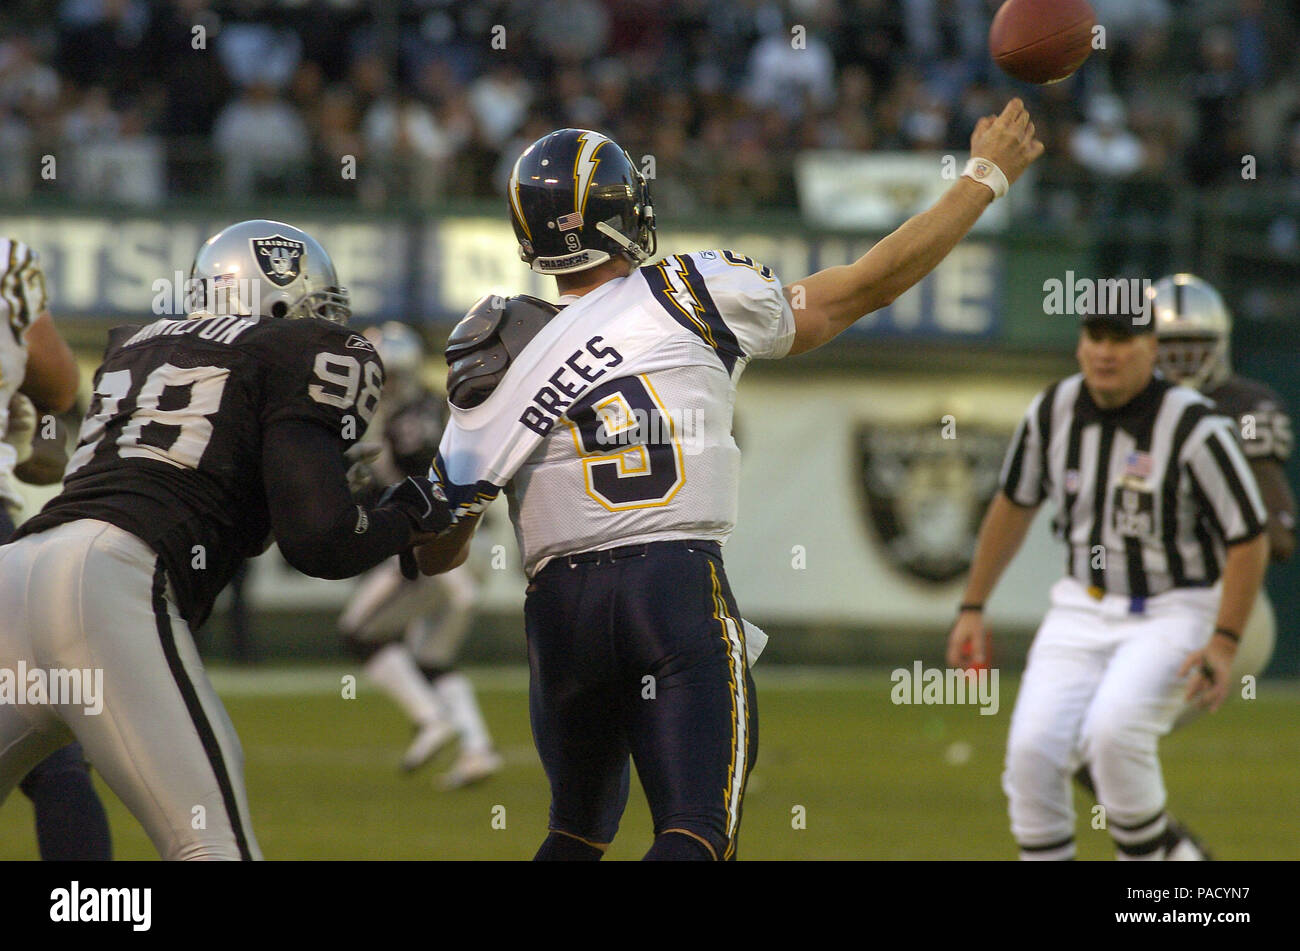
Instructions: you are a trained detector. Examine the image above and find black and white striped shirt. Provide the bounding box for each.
[1001,374,1266,598]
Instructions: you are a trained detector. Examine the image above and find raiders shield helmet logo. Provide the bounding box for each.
[251,235,306,287]
[857,421,1007,583]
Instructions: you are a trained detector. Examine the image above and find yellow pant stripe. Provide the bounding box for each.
[708,561,748,859]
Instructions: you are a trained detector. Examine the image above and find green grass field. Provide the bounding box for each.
[2,666,1296,860]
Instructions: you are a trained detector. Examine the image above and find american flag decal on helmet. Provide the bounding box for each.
[556,212,583,231]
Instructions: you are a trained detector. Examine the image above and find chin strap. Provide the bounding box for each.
[595,221,650,263]
[595,199,655,264]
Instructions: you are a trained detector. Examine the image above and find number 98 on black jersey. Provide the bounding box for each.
[15,314,384,628]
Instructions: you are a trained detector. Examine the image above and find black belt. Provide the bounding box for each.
[562,539,720,567]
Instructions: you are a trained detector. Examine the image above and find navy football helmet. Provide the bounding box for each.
[507,129,656,275]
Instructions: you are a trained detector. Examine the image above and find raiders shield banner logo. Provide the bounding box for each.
[250,235,306,287]
[857,421,1007,583]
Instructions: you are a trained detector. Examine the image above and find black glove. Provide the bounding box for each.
[376,476,452,536]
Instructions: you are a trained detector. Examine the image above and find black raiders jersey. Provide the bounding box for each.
[15,314,383,627]
[1205,375,1293,465]
[383,389,448,479]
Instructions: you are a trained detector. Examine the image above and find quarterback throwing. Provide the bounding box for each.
[417,101,1042,859]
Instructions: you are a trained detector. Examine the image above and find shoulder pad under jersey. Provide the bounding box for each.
[104,324,144,358]
[445,293,560,409]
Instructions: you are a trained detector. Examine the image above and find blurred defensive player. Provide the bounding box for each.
[339,321,502,789]
[1070,273,1296,858]
[0,238,114,860]
[417,107,1042,859]
[0,221,452,859]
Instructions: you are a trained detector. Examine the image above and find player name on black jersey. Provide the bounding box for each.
[120,313,259,349]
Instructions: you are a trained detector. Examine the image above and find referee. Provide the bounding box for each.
[947,298,1270,861]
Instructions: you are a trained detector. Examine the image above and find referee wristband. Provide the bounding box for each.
[958,603,984,614]
[1212,627,1241,643]
[962,157,1010,200]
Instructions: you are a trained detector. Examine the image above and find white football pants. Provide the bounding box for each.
[0,519,261,860]
[1003,576,1219,856]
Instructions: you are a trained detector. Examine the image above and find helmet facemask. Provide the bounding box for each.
[1156,335,1228,390]
[285,286,351,323]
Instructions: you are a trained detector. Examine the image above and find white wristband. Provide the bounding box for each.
[962,157,1009,200]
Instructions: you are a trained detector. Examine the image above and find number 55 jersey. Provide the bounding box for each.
[434,249,796,576]
[14,314,384,628]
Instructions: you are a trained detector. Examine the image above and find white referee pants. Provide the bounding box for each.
[0,519,261,860]
[1003,576,1218,856]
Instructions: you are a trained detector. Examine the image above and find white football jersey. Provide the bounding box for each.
[434,249,796,576]
[0,239,45,512]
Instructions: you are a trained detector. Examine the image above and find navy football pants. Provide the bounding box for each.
[525,539,757,860]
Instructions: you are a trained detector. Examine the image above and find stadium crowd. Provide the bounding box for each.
[1,0,1298,224]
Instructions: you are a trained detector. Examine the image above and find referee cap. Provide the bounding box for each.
[1079,279,1155,336]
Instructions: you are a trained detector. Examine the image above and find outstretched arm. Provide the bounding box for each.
[787,99,1044,355]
